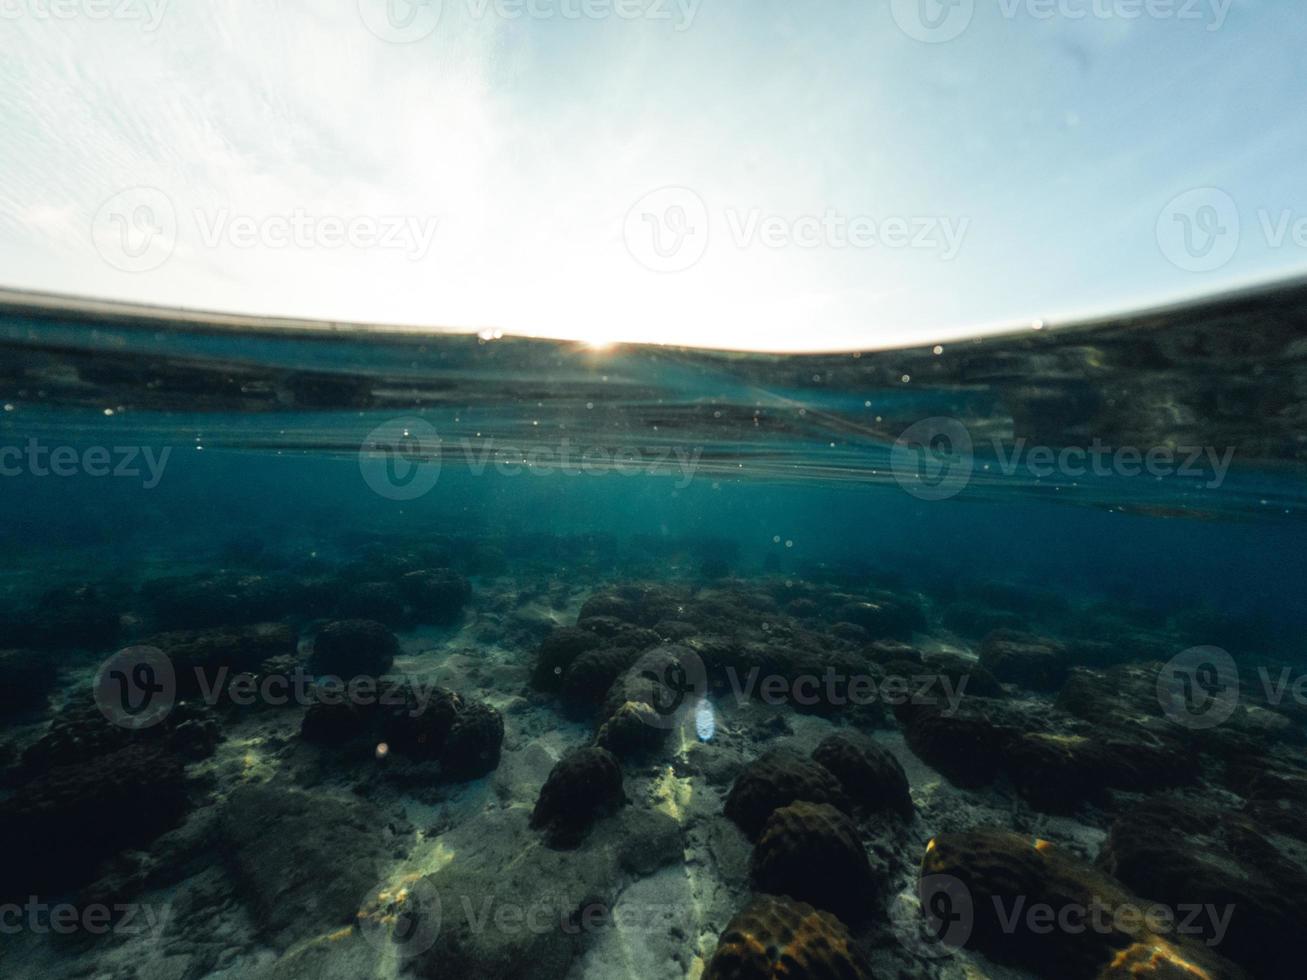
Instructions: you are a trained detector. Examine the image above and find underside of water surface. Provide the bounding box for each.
[1,282,1305,980]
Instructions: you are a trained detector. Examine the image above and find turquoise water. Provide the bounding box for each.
[1,286,1305,979]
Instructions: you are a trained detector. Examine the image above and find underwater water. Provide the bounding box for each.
[1,284,1305,980]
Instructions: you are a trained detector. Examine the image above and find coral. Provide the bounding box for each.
[724,748,850,842]
[703,894,872,980]
[530,746,624,848]
[750,802,879,925]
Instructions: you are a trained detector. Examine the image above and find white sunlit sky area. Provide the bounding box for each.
[1,0,1305,351]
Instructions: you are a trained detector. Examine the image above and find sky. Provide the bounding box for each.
[1,0,1305,351]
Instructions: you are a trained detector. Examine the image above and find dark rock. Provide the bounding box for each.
[148,622,297,699]
[1100,797,1305,977]
[401,569,470,626]
[703,894,872,980]
[309,619,398,679]
[979,630,1069,691]
[441,701,505,781]
[0,648,58,718]
[941,600,1024,638]
[750,801,879,925]
[337,581,407,627]
[897,695,1019,789]
[811,732,913,819]
[219,785,395,950]
[530,747,624,848]
[0,742,188,899]
[559,646,639,719]
[531,627,602,691]
[723,748,850,842]
[922,829,1245,980]
[30,582,125,650]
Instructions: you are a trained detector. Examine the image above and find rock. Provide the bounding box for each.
[21,690,220,769]
[0,648,58,718]
[919,651,1004,698]
[530,747,624,848]
[219,785,396,950]
[558,646,639,719]
[29,582,126,650]
[920,829,1245,980]
[336,581,407,627]
[411,807,668,980]
[834,591,924,640]
[309,620,398,679]
[723,748,850,842]
[979,630,1069,691]
[898,699,1018,789]
[401,569,470,626]
[940,600,1024,638]
[702,894,872,980]
[148,623,298,699]
[811,732,913,819]
[750,802,880,925]
[441,701,505,781]
[531,627,602,692]
[1100,797,1305,977]
[0,742,189,899]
